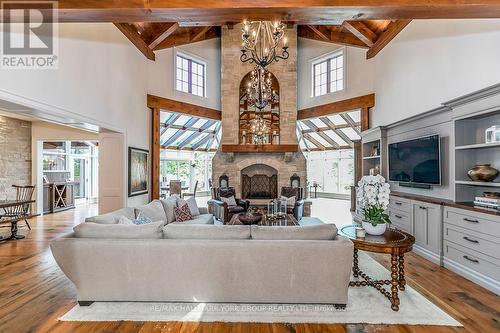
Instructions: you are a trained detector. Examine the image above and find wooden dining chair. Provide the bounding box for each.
[169,180,182,197]
[2,185,35,230]
[183,180,198,198]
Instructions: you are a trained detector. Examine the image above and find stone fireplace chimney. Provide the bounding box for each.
[212,24,307,199]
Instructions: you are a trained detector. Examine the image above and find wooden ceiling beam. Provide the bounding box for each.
[153,27,220,50]
[319,117,354,147]
[342,21,377,47]
[298,25,368,48]
[300,122,359,134]
[148,23,179,49]
[303,120,340,148]
[303,133,326,150]
[297,94,375,120]
[191,26,212,43]
[148,94,221,120]
[14,2,500,23]
[366,20,412,59]
[114,23,155,60]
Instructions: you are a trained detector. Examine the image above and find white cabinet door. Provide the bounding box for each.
[412,201,442,255]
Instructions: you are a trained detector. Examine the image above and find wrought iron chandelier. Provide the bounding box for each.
[246,66,278,110]
[241,21,289,69]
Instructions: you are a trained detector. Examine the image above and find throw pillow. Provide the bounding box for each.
[178,196,200,216]
[221,195,237,206]
[117,215,135,225]
[281,195,296,207]
[174,203,193,222]
[133,212,153,225]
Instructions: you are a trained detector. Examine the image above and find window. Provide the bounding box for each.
[312,51,344,97]
[176,53,206,97]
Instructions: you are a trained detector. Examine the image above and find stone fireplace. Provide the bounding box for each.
[241,164,278,199]
[212,23,307,199]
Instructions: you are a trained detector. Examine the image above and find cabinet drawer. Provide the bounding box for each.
[444,224,500,260]
[444,207,500,238]
[388,209,412,233]
[389,197,412,214]
[444,241,500,280]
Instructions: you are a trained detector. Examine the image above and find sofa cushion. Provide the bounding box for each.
[163,224,250,239]
[251,224,338,240]
[170,213,213,225]
[159,197,177,224]
[73,221,163,239]
[84,207,135,224]
[135,200,167,222]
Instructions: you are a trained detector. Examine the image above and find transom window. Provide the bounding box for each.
[176,53,206,97]
[312,51,344,97]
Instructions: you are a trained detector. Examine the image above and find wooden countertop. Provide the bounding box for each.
[390,191,500,216]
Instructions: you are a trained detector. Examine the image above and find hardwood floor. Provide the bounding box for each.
[0,203,498,333]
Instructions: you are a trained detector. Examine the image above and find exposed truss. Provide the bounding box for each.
[297,110,361,152]
[159,111,221,152]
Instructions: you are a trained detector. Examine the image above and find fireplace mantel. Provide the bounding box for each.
[221,144,298,153]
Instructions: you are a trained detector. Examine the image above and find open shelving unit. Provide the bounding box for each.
[454,109,500,203]
[361,126,387,177]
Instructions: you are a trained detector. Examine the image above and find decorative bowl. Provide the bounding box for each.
[238,212,263,225]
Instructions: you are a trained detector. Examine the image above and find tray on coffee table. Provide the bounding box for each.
[228,213,298,226]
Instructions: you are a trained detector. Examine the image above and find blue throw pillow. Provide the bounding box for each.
[133,212,152,225]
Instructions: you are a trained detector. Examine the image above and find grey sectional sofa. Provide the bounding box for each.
[50,199,353,307]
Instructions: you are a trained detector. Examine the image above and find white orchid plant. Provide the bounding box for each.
[356,175,391,226]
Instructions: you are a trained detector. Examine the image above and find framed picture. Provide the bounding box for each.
[128,147,149,197]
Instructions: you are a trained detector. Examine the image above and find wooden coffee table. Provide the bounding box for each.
[228,213,298,226]
[340,225,415,311]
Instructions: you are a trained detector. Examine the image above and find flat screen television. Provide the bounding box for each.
[388,134,441,185]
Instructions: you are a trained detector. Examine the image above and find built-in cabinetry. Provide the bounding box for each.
[443,206,500,295]
[388,194,442,264]
[454,109,500,203]
[361,126,387,177]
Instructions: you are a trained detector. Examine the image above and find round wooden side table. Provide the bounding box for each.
[340,225,415,311]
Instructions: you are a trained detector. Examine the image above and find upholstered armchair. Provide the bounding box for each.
[280,187,305,221]
[208,187,250,224]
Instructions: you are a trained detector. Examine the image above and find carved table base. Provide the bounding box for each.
[349,249,406,311]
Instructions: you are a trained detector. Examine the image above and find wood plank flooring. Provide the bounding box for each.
[0,203,498,333]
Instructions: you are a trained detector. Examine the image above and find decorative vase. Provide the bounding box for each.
[467,164,499,182]
[362,221,387,236]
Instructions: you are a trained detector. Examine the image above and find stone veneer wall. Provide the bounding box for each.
[220,23,299,145]
[213,24,306,197]
[0,116,32,198]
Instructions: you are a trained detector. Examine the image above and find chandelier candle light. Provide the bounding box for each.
[241,21,289,69]
[247,66,278,110]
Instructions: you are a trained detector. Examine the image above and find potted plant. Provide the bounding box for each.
[356,175,391,235]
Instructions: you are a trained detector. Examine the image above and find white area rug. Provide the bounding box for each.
[60,252,461,326]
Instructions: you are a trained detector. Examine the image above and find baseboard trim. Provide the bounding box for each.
[443,257,500,295]
[413,245,441,265]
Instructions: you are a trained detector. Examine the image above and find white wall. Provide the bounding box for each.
[147,38,221,110]
[373,19,500,127]
[0,23,151,207]
[297,37,375,110]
